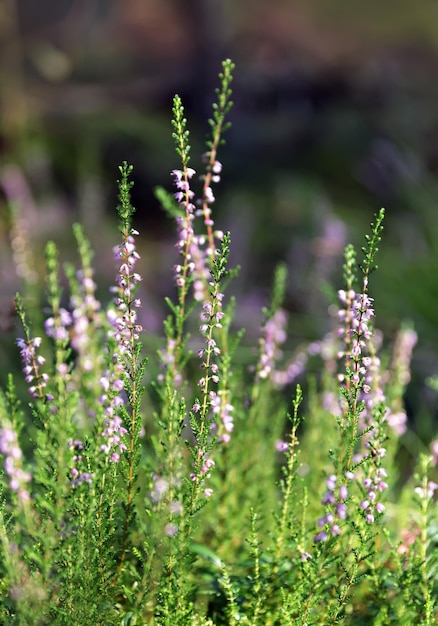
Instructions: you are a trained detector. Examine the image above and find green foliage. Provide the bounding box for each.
[0,60,437,625]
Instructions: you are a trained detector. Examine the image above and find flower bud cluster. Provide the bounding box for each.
[16,336,49,399]
[358,351,406,437]
[198,158,222,255]
[197,288,232,444]
[208,390,234,443]
[109,228,143,353]
[68,439,93,487]
[69,268,103,372]
[391,327,418,387]
[98,372,128,463]
[187,235,211,303]
[272,339,325,388]
[360,354,385,428]
[98,226,142,463]
[256,308,287,381]
[190,285,228,498]
[157,337,183,388]
[314,473,350,542]
[172,165,225,303]
[337,289,356,348]
[338,289,373,352]
[397,526,420,557]
[43,268,104,386]
[172,168,199,291]
[149,474,184,536]
[336,289,378,425]
[382,327,418,437]
[190,453,215,498]
[360,468,387,523]
[414,480,438,501]
[44,308,72,343]
[342,290,375,385]
[0,422,31,502]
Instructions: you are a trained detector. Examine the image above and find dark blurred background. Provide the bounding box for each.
[1,0,438,442]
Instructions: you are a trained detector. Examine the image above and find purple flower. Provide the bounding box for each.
[108,229,143,354]
[360,469,387,523]
[99,412,128,462]
[0,423,31,502]
[276,440,289,453]
[315,473,354,539]
[256,309,287,382]
[16,336,49,399]
[414,481,438,500]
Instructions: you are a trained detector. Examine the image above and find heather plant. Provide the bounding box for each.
[0,59,437,625]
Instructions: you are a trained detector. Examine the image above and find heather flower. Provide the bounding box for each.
[195,283,230,446]
[314,472,352,542]
[276,440,289,452]
[359,354,386,432]
[349,292,375,380]
[68,264,103,373]
[431,439,438,466]
[0,422,31,502]
[150,475,170,503]
[16,336,49,399]
[209,390,234,443]
[336,286,380,422]
[322,391,343,417]
[398,526,421,556]
[97,218,143,464]
[391,327,418,387]
[171,166,210,302]
[165,523,178,537]
[188,262,229,499]
[157,337,183,387]
[70,469,93,487]
[169,500,183,515]
[44,308,72,342]
[360,467,388,523]
[199,156,223,255]
[256,308,287,381]
[337,288,356,354]
[338,295,369,397]
[109,228,143,353]
[68,439,94,487]
[100,414,128,462]
[189,238,212,302]
[386,410,408,437]
[414,481,438,501]
[380,327,418,438]
[271,335,332,388]
[172,158,226,305]
[189,451,215,498]
[271,350,308,387]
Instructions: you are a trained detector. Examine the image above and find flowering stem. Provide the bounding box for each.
[110,163,146,582]
[273,385,303,571]
[417,455,434,624]
[15,294,49,421]
[170,96,197,374]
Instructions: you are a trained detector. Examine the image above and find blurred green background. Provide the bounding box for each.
[1,0,438,441]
